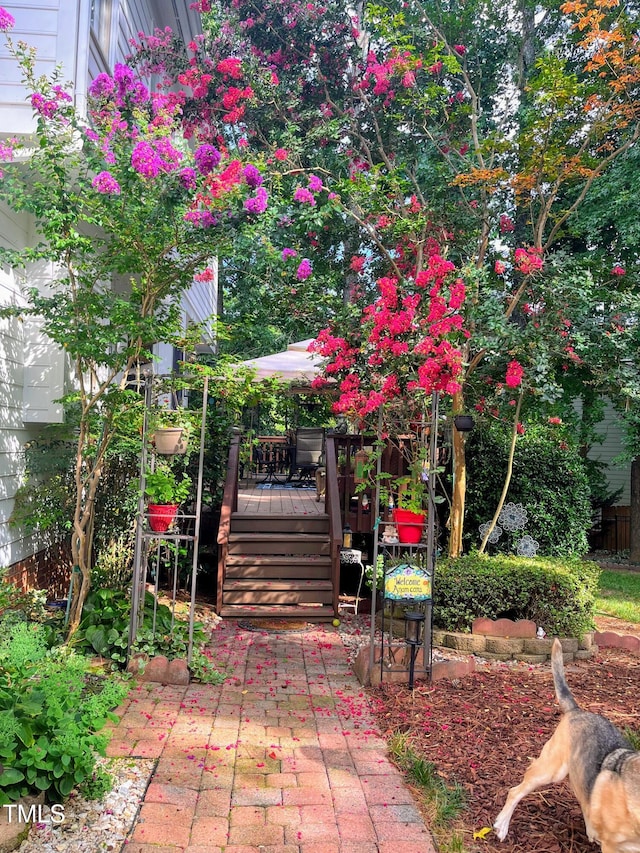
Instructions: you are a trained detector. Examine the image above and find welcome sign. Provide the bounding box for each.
[384,563,432,601]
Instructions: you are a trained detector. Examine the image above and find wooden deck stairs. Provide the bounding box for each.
[217,436,343,620]
[220,512,335,619]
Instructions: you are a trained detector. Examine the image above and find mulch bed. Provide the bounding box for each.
[369,648,640,853]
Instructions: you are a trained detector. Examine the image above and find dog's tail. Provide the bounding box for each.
[551,638,579,713]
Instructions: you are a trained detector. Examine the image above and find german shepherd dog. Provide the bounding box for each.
[494,638,640,852]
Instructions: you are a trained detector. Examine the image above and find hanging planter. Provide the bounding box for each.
[453,414,475,432]
[392,508,426,544]
[147,503,179,532]
[153,427,187,455]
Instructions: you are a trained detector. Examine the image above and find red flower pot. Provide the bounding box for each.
[392,508,425,544]
[147,503,178,532]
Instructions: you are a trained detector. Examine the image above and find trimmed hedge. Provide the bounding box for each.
[433,553,599,638]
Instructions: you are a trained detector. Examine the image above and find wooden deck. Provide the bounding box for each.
[236,478,325,516]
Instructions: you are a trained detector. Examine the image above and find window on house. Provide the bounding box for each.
[90,0,111,57]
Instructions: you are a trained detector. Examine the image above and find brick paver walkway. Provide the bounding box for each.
[106,620,437,853]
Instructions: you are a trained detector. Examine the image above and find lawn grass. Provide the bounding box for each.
[387,732,467,853]
[596,568,640,624]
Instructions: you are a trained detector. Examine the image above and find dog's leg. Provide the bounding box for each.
[494,727,569,841]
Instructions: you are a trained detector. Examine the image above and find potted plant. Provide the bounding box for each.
[151,408,192,455]
[144,465,192,532]
[391,474,427,544]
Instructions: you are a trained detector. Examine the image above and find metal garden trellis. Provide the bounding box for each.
[128,372,209,667]
[367,392,441,683]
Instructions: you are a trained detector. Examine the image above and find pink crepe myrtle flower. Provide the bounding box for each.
[505,360,524,388]
[514,247,543,274]
[180,167,197,190]
[499,214,515,233]
[194,144,221,175]
[454,44,467,55]
[294,186,316,206]
[274,148,288,161]
[0,6,15,30]
[131,141,162,178]
[244,186,268,213]
[296,259,312,280]
[308,174,323,192]
[31,93,58,119]
[494,260,506,275]
[89,73,115,99]
[350,255,365,272]
[243,163,263,188]
[548,416,562,425]
[92,171,121,194]
[282,248,298,260]
[194,267,215,282]
[216,57,243,78]
[611,265,626,276]
[0,141,15,161]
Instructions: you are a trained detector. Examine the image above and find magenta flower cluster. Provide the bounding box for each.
[184,209,218,228]
[293,187,316,206]
[89,74,115,100]
[180,167,197,190]
[243,163,263,188]
[0,6,15,30]
[244,186,268,213]
[194,144,221,175]
[113,63,149,107]
[31,93,58,119]
[296,259,312,280]
[130,138,182,178]
[92,171,121,195]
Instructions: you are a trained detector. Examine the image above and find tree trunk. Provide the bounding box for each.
[448,389,467,557]
[479,392,523,554]
[630,458,640,563]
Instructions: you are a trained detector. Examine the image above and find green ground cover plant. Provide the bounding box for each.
[434,554,600,637]
[76,588,225,684]
[388,733,466,853]
[596,569,640,625]
[0,621,129,804]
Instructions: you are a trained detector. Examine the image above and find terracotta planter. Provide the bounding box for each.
[392,508,425,544]
[147,503,179,532]
[153,427,187,455]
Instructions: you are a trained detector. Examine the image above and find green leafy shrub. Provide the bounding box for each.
[434,553,600,638]
[464,422,592,556]
[76,589,225,683]
[0,622,129,805]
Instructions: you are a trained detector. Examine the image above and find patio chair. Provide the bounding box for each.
[287,427,325,484]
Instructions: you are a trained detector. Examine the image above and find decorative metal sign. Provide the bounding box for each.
[384,563,432,601]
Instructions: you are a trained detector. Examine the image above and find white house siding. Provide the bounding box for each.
[0,1,87,136]
[184,259,218,354]
[588,400,630,506]
[0,201,59,567]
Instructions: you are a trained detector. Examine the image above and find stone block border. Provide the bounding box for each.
[433,629,595,663]
[354,617,639,685]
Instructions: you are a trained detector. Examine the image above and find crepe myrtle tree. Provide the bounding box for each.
[0,10,271,634]
[84,0,640,554]
[181,0,640,555]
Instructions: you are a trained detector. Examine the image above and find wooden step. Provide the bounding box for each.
[224,579,333,592]
[220,604,336,620]
[231,513,329,534]
[223,584,333,605]
[226,555,331,579]
[227,533,330,556]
